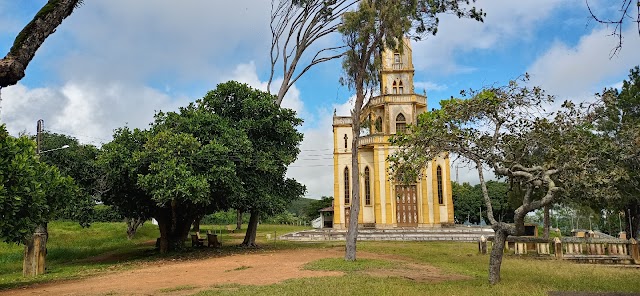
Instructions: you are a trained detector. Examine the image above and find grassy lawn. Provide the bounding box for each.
[2,222,640,295]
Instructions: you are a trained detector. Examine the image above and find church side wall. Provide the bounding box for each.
[358,150,375,224]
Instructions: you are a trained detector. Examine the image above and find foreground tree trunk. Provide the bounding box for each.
[1,0,82,88]
[155,207,195,253]
[489,227,509,285]
[345,84,364,261]
[242,210,259,247]
[125,217,145,240]
[236,209,243,230]
[543,205,550,239]
[23,224,47,276]
[625,202,640,239]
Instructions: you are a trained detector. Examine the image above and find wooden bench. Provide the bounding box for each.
[191,233,205,247]
[207,230,222,248]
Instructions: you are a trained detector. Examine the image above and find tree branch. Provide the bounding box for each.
[0,0,83,88]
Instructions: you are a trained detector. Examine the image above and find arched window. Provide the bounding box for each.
[393,53,402,69]
[436,166,444,204]
[364,167,371,205]
[344,167,350,205]
[392,81,398,94]
[344,134,348,149]
[374,117,382,133]
[396,113,406,134]
[398,81,404,94]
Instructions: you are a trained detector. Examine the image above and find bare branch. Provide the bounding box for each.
[586,0,640,57]
[269,0,356,106]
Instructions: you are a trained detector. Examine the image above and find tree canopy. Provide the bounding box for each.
[98,81,304,252]
[588,66,640,238]
[452,181,513,225]
[390,77,599,284]
[0,125,80,244]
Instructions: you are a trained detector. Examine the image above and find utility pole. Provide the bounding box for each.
[23,119,47,277]
[36,119,43,155]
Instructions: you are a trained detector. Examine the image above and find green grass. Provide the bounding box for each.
[304,258,397,272]
[225,265,251,272]
[158,284,198,293]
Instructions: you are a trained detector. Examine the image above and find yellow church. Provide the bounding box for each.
[332,39,454,229]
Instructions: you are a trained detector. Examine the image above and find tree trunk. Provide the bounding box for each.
[345,86,364,261]
[626,202,639,239]
[514,211,526,236]
[155,211,193,253]
[543,205,550,239]
[236,209,243,230]
[125,217,145,240]
[488,227,509,285]
[23,224,47,276]
[242,210,259,247]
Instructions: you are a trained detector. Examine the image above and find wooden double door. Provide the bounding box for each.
[396,185,418,227]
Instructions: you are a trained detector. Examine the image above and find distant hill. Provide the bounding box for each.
[287,197,316,217]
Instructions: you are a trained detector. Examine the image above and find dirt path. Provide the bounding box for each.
[1,247,461,296]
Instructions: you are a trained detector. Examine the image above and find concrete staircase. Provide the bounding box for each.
[279,226,494,242]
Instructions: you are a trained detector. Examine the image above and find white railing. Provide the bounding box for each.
[333,116,352,125]
[368,95,426,106]
[358,135,388,146]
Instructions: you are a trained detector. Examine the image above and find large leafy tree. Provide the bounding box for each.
[99,81,304,251]
[338,0,484,261]
[135,130,213,251]
[390,78,599,284]
[590,66,640,238]
[36,132,98,223]
[98,128,156,240]
[0,125,82,275]
[178,81,305,247]
[99,123,234,253]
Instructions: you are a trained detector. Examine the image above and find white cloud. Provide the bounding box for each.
[0,81,189,145]
[412,0,564,75]
[527,26,640,100]
[39,1,273,86]
[287,98,353,198]
[414,81,447,92]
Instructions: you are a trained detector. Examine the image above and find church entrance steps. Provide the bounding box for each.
[279,226,494,242]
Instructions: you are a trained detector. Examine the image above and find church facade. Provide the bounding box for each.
[332,39,454,229]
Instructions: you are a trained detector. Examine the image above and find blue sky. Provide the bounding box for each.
[1,0,639,198]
